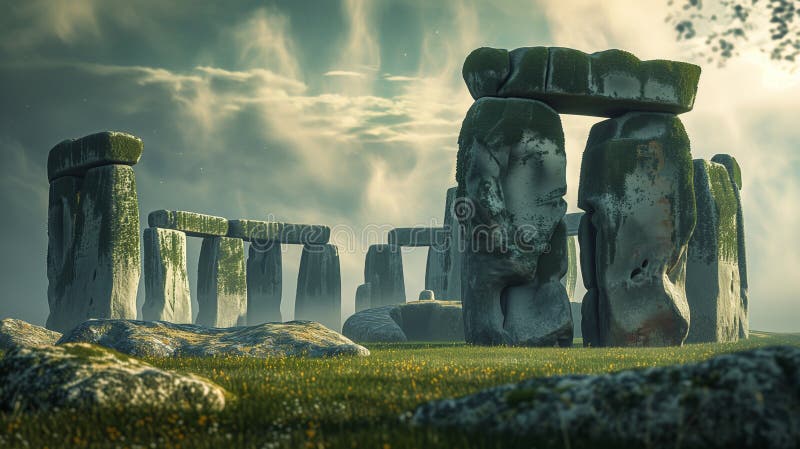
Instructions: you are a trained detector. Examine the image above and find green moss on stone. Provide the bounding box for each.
[47,131,143,181]
[497,47,548,97]
[711,154,742,190]
[462,47,510,99]
[149,210,229,237]
[547,47,591,95]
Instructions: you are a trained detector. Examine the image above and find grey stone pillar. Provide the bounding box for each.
[355,283,372,313]
[685,159,743,343]
[364,244,405,307]
[578,112,695,347]
[295,244,342,331]
[425,188,455,300]
[196,236,247,328]
[246,241,283,324]
[142,228,192,323]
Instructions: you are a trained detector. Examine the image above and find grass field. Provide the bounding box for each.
[2,332,799,449]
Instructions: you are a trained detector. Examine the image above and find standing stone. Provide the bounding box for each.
[364,244,406,307]
[686,160,743,343]
[712,153,748,339]
[142,228,192,323]
[570,302,583,339]
[46,165,141,333]
[355,283,372,312]
[295,244,342,331]
[578,112,695,347]
[196,237,247,328]
[561,235,578,301]
[418,290,435,300]
[46,176,81,325]
[457,97,568,346]
[425,189,455,299]
[444,187,464,301]
[578,213,601,346]
[246,241,282,324]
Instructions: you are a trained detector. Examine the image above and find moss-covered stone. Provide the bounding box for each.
[463,46,701,117]
[142,228,192,323]
[711,154,742,189]
[46,165,140,333]
[148,210,228,237]
[0,343,226,412]
[462,47,510,99]
[562,235,578,300]
[246,242,282,324]
[196,236,247,328]
[577,112,695,347]
[0,319,61,351]
[686,160,743,343]
[295,244,342,331]
[47,131,143,181]
[227,219,330,244]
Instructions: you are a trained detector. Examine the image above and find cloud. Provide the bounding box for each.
[324,70,367,78]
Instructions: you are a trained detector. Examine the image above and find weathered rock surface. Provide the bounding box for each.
[246,242,283,324]
[457,97,568,346]
[0,343,226,412]
[142,228,192,323]
[47,164,140,333]
[59,319,369,358]
[412,346,800,449]
[444,188,464,301]
[295,244,342,331]
[0,319,61,351]
[418,290,435,300]
[712,154,748,339]
[388,227,446,247]
[463,46,701,117]
[343,301,464,343]
[564,212,583,236]
[47,131,143,181]
[148,210,229,237]
[570,301,582,338]
[46,176,81,321]
[227,219,330,244]
[686,160,743,343]
[196,236,247,328]
[425,187,462,301]
[364,244,406,307]
[561,235,578,300]
[354,283,372,313]
[578,112,695,347]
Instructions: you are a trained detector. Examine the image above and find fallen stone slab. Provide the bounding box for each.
[227,219,330,244]
[463,46,701,117]
[47,131,143,181]
[148,210,229,238]
[412,345,800,449]
[343,301,464,343]
[0,319,61,351]
[58,319,369,358]
[0,343,226,412]
[388,227,447,247]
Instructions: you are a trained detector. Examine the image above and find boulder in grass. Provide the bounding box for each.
[412,345,800,449]
[0,343,226,412]
[58,319,369,358]
[343,301,463,343]
[0,319,61,351]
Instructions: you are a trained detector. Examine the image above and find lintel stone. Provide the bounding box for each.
[48,131,143,181]
[148,210,229,238]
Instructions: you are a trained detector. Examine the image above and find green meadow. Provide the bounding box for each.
[2,331,798,449]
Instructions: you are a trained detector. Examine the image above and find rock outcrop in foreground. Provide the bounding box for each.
[412,346,800,449]
[0,318,61,351]
[58,319,369,358]
[0,343,226,412]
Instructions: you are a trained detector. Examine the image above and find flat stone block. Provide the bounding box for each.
[388,227,447,247]
[48,131,143,181]
[148,210,229,238]
[227,219,330,244]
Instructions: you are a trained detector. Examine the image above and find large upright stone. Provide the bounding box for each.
[354,283,372,312]
[457,97,568,346]
[46,176,81,323]
[47,131,143,181]
[444,187,464,301]
[148,210,228,237]
[46,165,140,333]
[463,46,701,117]
[686,160,743,343]
[578,112,695,347]
[425,188,456,299]
[196,236,247,328]
[295,244,342,331]
[711,153,748,338]
[142,228,192,323]
[246,242,282,324]
[227,219,330,244]
[364,244,406,307]
[561,235,578,301]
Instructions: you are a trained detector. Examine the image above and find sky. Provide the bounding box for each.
[0,0,797,332]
